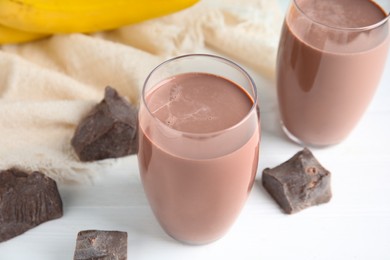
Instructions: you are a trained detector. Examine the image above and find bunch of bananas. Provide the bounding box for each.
[0,0,198,44]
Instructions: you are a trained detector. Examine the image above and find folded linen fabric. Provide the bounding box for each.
[0,0,282,183]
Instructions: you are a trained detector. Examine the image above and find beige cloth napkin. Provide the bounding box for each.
[0,0,282,183]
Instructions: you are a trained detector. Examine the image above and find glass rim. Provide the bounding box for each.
[293,0,390,32]
[141,53,258,138]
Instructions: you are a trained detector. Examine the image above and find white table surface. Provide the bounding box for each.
[2,1,390,259]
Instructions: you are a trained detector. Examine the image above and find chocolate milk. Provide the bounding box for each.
[277,0,389,146]
[138,73,260,244]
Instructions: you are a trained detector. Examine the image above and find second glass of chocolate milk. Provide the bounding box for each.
[277,0,390,146]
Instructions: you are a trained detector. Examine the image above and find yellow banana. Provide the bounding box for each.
[0,0,199,34]
[0,24,48,44]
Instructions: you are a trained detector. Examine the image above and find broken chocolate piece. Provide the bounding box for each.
[0,169,63,242]
[262,148,331,214]
[73,230,128,260]
[71,86,138,161]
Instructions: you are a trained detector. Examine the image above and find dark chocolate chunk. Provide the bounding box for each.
[262,148,331,214]
[73,230,128,260]
[71,86,138,161]
[0,169,63,242]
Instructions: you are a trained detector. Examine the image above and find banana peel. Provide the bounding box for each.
[0,24,48,44]
[0,0,199,34]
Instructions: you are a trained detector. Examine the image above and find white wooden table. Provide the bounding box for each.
[1,1,390,259]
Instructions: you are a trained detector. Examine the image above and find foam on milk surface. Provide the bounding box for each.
[147,73,252,133]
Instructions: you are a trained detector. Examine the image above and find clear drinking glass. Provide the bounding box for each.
[276,0,390,146]
[137,54,260,244]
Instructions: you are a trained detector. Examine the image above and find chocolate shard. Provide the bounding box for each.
[0,169,63,242]
[262,148,331,214]
[73,230,128,260]
[71,86,138,161]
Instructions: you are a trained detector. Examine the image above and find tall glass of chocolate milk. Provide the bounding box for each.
[138,54,260,244]
[277,0,390,146]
